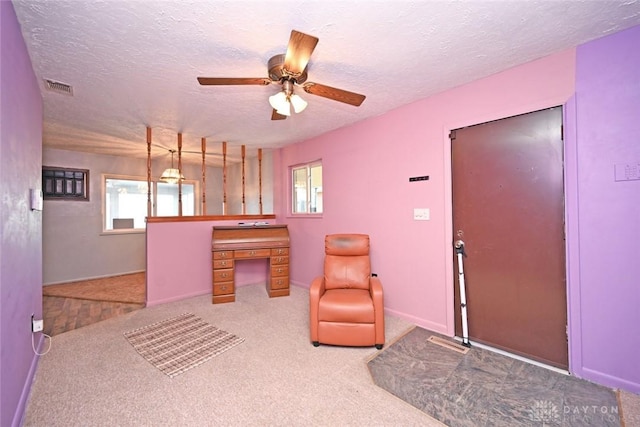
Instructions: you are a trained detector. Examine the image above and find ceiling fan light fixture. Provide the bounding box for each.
[269,91,288,111]
[198,30,366,121]
[290,93,308,113]
[277,102,291,116]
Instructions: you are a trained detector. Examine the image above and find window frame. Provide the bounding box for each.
[102,174,199,234]
[289,160,323,216]
[42,166,90,201]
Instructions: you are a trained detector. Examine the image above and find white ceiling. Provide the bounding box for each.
[12,0,640,166]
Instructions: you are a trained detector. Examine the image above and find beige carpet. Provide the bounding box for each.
[620,390,640,427]
[124,312,244,378]
[43,272,145,304]
[25,284,444,426]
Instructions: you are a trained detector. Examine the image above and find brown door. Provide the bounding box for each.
[451,107,568,369]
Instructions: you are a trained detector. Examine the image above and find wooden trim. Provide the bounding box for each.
[201,137,206,215]
[222,141,227,215]
[146,214,276,224]
[241,144,246,214]
[146,127,152,218]
[177,133,183,216]
[258,148,263,215]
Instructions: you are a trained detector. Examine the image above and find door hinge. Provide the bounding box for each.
[449,130,457,140]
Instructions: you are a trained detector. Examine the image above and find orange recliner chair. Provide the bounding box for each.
[309,234,385,349]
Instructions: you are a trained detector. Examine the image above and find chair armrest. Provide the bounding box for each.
[309,276,326,302]
[370,276,385,345]
[309,276,326,342]
[370,276,383,306]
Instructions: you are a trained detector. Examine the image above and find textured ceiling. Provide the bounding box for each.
[12,0,640,166]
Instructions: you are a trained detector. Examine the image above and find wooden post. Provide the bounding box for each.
[146,126,152,218]
[201,137,206,215]
[222,141,227,215]
[177,133,183,217]
[241,145,246,214]
[258,148,263,215]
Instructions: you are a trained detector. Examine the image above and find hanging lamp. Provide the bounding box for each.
[159,149,184,184]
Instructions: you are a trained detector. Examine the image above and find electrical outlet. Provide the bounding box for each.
[31,314,43,333]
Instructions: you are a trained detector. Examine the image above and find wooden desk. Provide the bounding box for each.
[211,225,289,304]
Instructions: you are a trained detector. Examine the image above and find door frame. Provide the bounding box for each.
[441,99,581,372]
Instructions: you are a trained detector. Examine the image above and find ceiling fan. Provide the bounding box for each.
[197,30,366,120]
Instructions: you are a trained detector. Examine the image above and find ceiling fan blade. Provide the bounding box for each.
[302,82,366,106]
[283,30,319,77]
[271,109,287,120]
[197,77,271,86]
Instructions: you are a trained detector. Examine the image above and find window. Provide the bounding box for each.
[43,166,89,201]
[156,182,195,216]
[291,161,322,214]
[104,176,197,232]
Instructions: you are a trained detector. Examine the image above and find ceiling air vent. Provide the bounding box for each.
[44,79,73,96]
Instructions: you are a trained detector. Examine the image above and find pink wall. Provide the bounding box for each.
[276,50,576,335]
[0,1,44,425]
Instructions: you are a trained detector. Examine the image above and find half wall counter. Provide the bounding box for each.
[146,215,283,306]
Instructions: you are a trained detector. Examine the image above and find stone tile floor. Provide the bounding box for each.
[368,327,624,427]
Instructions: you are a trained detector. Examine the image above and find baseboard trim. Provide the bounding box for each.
[43,270,145,286]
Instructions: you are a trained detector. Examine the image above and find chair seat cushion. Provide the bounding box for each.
[318,289,374,323]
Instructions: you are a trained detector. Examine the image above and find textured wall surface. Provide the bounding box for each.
[570,25,640,393]
[0,2,43,426]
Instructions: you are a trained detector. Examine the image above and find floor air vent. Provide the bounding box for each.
[44,79,73,96]
[427,335,470,354]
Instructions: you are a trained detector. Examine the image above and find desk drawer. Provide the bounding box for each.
[213,269,234,282]
[213,250,234,260]
[271,247,289,256]
[271,255,289,265]
[271,264,289,277]
[235,248,271,258]
[213,259,234,269]
[271,276,289,290]
[213,282,234,296]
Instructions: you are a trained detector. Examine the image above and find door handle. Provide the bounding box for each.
[454,240,466,256]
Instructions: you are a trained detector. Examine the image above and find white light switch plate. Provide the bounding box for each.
[414,208,430,221]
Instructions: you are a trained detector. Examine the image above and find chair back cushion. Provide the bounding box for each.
[324,234,371,290]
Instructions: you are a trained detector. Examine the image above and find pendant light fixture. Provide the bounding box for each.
[160,149,184,184]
